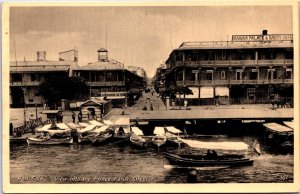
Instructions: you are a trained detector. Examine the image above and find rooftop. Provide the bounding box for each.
[76,58,125,71]
[176,40,293,50]
[10,61,76,72]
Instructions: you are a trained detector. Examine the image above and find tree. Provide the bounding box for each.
[39,76,89,107]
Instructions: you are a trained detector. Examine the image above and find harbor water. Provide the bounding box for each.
[10,140,293,184]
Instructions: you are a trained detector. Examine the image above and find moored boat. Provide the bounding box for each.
[130,127,147,148]
[152,127,167,148]
[91,125,114,145]
[77,124,97,144]
[164,126,183,147]
[112,118,131,143]
[27,123,73,145]
[263,122,294,154]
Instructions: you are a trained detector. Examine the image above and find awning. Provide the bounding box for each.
[37,123,72,134]
[153,127,165,135]
[181,139,249,151]
[215,87,229,97]
[283,121,294,129]
[78,125,96,133]
[131,127,144,136]
[89,120,104,127]
[103,120,114,126]
[200,87,214,98]
[165,126,182,134]
[263,123,293,133]
[105,96,126,100]
[93,125,110,133]
[66,122,80,129]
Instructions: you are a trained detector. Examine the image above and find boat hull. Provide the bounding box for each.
[130,135,147,149]
[26,137,73,145]
[152,136,167,148]
[92,133,112,145]
[164,153,254,167]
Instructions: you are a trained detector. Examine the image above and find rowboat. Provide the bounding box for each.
[130,127,147,148]
[164,126,183,147]
[27,123,73,145]
[91,125,114,145]
[26,136,73,145]
[152,127,167,148]
[164,152,254,167]
[112,118,131,143]
[77,124,97,143]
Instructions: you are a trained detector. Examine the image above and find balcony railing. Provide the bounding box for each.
[87,81,125,87]
[177,79,293,86]
[10,81,41,86]
[174,59,293,68]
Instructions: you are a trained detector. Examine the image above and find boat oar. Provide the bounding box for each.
[112,138,129,145]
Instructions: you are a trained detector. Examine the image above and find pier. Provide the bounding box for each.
[109,91,293,123]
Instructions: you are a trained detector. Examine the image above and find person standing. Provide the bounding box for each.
[72,112,76,123]
[78,111,82,123]
[9,122,13,136]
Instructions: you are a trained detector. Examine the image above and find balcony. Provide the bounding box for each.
[10,81,41,86]
[174,59,293,68]
[176,79,293,87]
[87,81,125,87]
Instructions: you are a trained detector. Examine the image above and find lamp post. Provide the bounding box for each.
[21,87,27,127]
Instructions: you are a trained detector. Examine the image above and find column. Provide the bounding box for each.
[166,97,170,110]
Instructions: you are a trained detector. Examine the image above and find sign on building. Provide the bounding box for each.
[232,34,293,42]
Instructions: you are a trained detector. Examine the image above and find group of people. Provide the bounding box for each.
[72,111,82,123]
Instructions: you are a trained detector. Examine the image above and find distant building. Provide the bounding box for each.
[159,30,293,106]
[73,49,146,107]
[10,50,78,108]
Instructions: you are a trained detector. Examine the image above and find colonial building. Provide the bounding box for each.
[73,49,146,107]
[161,31,293,106]
[10,50,78,108]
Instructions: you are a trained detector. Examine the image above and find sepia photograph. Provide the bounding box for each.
[2,1,299,193]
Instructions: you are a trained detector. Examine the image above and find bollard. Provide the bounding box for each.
[166,97,170,110]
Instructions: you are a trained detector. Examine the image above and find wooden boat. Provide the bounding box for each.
[27,136,73,145]
[164,126,183,147]
[263,123,294,153]
[164,152,254,167]
[27,123,73,145]
[152,127,167,148]
[91,125,114,145]
[112,118,131,143]
[165,132,183,147]
[152,135,167,148]
[130,127,147,148]
[77,124,97,144]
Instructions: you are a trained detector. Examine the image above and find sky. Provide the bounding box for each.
[10,5,293,77]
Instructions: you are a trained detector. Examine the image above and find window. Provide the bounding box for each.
[206,70,213,80]
[34,93,39,96]
[31,74,40,82]
[29,99,34,102]
[268,69,277,80]
[286,69,292,79]
[222,51,226,60]
[221,71,226,80]
[250,69,259,80]
[11,73,22,82]
[236,69,243,80]
[247,88,256,100]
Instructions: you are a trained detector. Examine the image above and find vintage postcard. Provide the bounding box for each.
[2,1,300,193]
